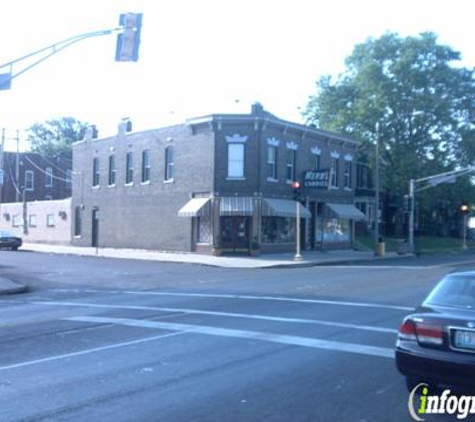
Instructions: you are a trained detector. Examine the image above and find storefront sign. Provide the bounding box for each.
[303,169,330,189]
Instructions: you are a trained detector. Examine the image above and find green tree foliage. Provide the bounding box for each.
[304,32,475,235]
[27,117,88,157]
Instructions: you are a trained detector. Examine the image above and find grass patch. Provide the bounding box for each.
[355,234,475,254]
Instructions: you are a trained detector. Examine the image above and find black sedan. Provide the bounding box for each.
[0,232,22,250]
[396,271,475,392]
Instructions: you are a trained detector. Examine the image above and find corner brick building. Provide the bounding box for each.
[72,105,365,254]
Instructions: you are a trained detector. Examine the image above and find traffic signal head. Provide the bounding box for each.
[292,181,301,201]
[460,201,469,214]
[115,13,143,62]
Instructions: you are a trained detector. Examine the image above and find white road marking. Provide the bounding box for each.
[0,331,185,372]
[50,288,413,311]
[68,315,395,359]
[31,300,398,334]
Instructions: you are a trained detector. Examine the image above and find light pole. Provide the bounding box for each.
[292,181,303,261]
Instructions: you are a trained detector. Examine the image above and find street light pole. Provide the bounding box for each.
[294,200,303,261]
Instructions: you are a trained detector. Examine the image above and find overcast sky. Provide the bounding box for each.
[1,0,474,151]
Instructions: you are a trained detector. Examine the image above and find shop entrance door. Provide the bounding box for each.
[220,216,250,252]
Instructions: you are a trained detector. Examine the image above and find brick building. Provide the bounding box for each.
[72,105,365,254]
[1,152,72,203]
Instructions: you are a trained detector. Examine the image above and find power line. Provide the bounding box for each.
[22,154,72,184]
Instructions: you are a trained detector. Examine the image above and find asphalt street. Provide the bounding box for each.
[1,250,474,422]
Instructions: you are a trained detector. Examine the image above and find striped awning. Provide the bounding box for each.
[262,198,311,219]
[220,197,254,216]
[178,197,211,217]
[326,203,366,221]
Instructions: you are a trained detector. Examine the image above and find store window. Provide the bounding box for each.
[323,218,350,242]
[197,216,211,244]
[261,217,295,243]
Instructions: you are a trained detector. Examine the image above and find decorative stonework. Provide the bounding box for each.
[311,146,322,156]
[331,150,341,159]
[225,134,248,143]
[344,154,353,162]
[267,137,280,147]
[286,141,298,150]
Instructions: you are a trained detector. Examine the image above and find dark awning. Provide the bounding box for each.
[326,203,366,221]
[178,198,211,217]
[262,198,311,219]
[220,197,254,216]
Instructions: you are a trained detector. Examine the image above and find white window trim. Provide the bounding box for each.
[25,170,34,191]
[45,167,53,188]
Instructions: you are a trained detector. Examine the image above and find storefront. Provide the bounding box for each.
[178,196,311,255]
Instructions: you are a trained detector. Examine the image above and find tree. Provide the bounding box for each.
[27,117,89,157]
[304,32,475,236]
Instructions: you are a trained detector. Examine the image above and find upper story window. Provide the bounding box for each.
[286,149,296,182]
[356,164,372,189]
[267,146,277,180]
[25,170,34,191]
[227,144,244,179]
[314,154,321,170]
[66,170,72,189]
[92,158,100,187]
[126,152,134,184]
[344,161,352,189]
[330,158,339,188]
[165,147,174,181]
[108,155,116,186]
[45,167,53,188]
[142,150,151,183]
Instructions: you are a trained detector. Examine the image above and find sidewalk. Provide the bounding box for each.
[0,243,413,295]
[22,242,411,268]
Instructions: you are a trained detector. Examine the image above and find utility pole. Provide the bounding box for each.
[0,129,4,224]
[408,179,415,252]
[374,123,381,254]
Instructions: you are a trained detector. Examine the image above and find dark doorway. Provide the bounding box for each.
[220,216,250,252]
[92,208,99,247]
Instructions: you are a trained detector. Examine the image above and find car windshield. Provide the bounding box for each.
[0,231,13,237]
[425,274,475,309]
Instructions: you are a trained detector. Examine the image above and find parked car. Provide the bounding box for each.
[0,231,22,251]
[396,271,475,392]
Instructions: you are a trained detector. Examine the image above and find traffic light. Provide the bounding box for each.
[115,13,143,62]
[292,181,301,201]
[460,200,469,215]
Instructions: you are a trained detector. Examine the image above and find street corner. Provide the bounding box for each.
[0,277,29,295]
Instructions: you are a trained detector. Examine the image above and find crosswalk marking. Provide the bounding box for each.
[68,315,395,359]
[30,300,398,334]
[50,288,413,311]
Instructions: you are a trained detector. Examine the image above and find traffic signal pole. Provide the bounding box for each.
[0,13,142,90]
[408,166,475,252]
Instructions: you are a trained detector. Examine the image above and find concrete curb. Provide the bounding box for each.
[0,277,29,295]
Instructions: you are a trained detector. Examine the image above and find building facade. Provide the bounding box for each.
[72,105,365,254]
[0,198,72,245]
[1,152,72,203]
